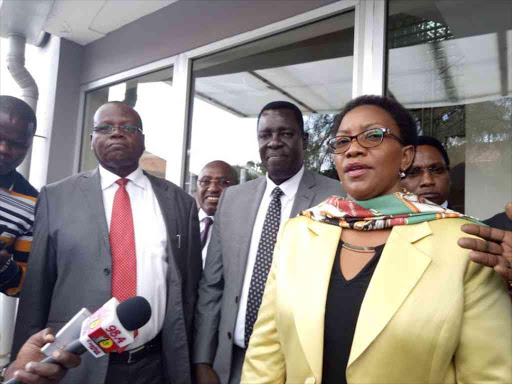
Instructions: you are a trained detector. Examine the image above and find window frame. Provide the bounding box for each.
[74,0,388,187]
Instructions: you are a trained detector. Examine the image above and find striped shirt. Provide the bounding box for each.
[0,171,37,296]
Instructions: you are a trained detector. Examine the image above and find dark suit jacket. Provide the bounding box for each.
[484,212,512,231]
[193,169,343,384]
[12,169,202,384]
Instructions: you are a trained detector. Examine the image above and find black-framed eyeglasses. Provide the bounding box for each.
[93,124,143,135]
[327,128,404,154]
[406,165,450,178]
[198,178,233,188]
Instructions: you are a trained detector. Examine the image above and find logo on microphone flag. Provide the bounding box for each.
[79,297,137,357]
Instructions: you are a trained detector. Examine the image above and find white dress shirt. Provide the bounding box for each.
[199,208,214,268]
[234,166,305,348]
[99,165,168,349]
[441,200,448,208]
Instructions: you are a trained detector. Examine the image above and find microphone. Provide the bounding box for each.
[79,296,151,356]
[4,296,151,384]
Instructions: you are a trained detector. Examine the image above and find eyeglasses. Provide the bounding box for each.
[406,165,450,178]
[327,128,404,154]
[93,124,142,135]
[198,178,233,188]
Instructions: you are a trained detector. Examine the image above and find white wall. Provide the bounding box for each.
[81,0,339,84]
[0,35,61,190]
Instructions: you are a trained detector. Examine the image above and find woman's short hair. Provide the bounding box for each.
[332,95,418,147]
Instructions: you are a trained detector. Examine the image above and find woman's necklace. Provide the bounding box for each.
[341,241,376,253]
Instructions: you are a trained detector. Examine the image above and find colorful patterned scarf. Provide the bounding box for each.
[301,192,483,230]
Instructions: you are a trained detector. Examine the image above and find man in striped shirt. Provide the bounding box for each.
[0,96,83,383]
[0,95,38,296]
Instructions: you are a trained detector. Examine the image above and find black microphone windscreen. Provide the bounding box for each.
[116,296,152,331]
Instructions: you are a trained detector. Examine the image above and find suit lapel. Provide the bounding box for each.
[78,169,110,253]
[235,177,267,290]
[146,174,180,281]
[348,222,433,367]
[293,220,341,381]
[290,169,315,218]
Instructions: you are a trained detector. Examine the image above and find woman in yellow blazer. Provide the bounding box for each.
[241,95,512,384]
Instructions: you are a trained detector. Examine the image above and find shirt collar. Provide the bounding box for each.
[98,165,147,191]
[198,208,213,221]
[441,200,448,208]
[0,170,15,190]
[265,166,304,199]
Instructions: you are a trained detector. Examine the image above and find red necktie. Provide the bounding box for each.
[110,178,137,302]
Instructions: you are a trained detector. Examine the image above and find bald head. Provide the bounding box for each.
[196,161,238,216]
[91,102,145,177]
[93,102,143,131]
[200,161,238,182]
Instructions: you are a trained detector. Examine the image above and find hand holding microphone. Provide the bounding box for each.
[4,296,151,384]
[2,328,81,384]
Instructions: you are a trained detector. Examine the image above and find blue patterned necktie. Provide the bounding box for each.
[244,186,284,347]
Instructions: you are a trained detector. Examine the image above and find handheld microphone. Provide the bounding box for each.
[4,296,151,384]
[79,296,150,356]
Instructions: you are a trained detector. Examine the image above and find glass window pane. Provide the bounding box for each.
[80,67,174,178]
[387,0,512,218]
[186,11,355,195]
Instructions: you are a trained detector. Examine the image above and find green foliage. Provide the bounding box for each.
[303,114,338,179]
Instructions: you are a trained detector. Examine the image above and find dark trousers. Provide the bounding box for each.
[228,345,246,384]
[105,351,166,384]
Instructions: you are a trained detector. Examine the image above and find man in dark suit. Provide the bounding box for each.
[11,101,202,384]
[401,136,451,207]
[193,101,343,384]
[196,161,238,267]
[400,135,511,287]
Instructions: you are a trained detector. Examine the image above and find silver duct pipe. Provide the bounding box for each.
[6,33,39,179]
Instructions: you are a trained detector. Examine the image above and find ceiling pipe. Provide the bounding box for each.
[6,33,39,179]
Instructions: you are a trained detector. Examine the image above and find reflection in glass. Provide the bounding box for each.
[186,11,356,193]
[387,0,512,218]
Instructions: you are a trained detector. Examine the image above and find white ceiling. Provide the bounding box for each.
[195,56,354,117]
[0,0,180,46]
[44,0,180,45]
[0,0,54,45]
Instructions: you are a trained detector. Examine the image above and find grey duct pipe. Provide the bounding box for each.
[6,33,39,179]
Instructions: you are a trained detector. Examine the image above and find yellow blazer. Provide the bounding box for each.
[241,216,512,384]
